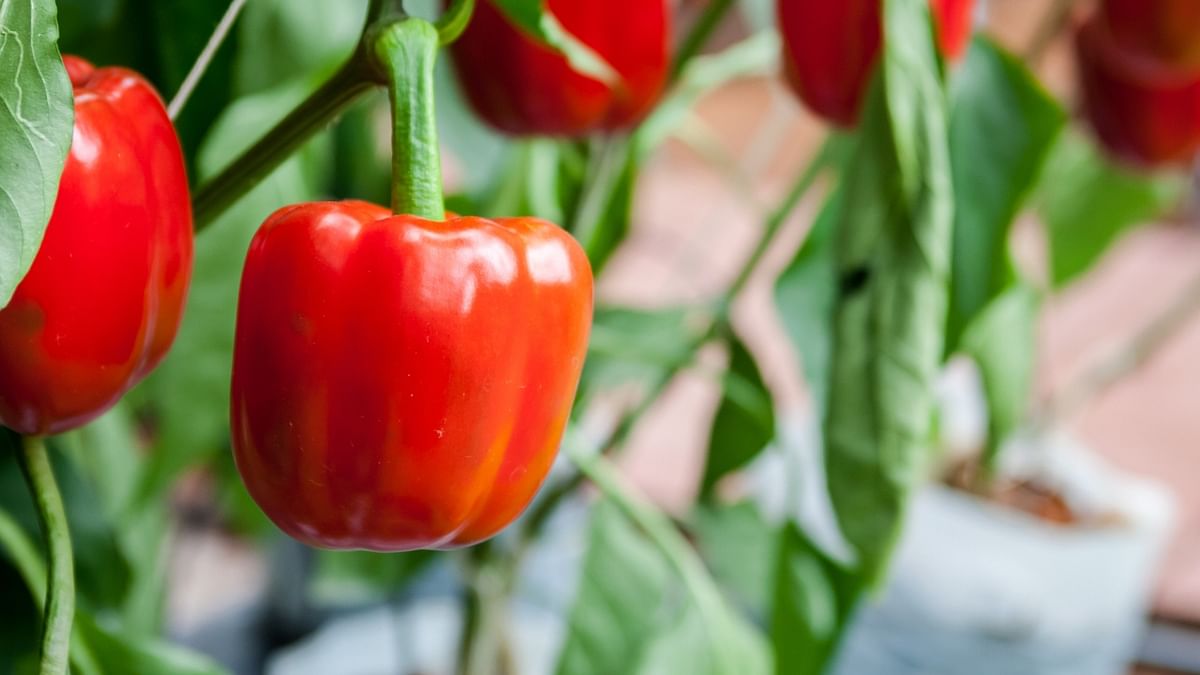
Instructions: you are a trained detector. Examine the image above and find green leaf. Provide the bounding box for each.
[556,500,676,675]
[637,32,779,156]
[0,0,74,307]
[557,500,770,675]
[769,522,861,675]
[690,502,779,617]
[773,189,843,412]
[1036,130,1185,287]
[578,305,710,407]
[489,0,617,85]
[76,613,228,675]
[946,36,1065,350]
[135,78,331,505]
[700,336,776,497]
[961,282,1041,467]
[570,138,639,275]
[823,0,954,582]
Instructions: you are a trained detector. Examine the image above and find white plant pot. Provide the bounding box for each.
[830,435,1176,675]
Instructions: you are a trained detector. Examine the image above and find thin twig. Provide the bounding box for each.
[1043,266,1200,425]
[167,0,248,121]
[1023,0,1077,66]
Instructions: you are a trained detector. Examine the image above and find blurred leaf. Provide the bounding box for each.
[0,432,132,612]
[773,189,843,412]
[690,502,778,617]
[578,305,710,411]
[0,0,74,307]
[234,0,367,95]
[638,31,779,156]
[570,138,639,274]
[823,0,953,582]
[700,337,776,497]
[564,449,772,675]
[136,79,331,505]
[312,549,436,604]
[961,282,1041,467]
[769,522,861,675]
[489,0,617,85]
[76,613,228,675]
[946,36,1065,350]
[436,57,509,195]
[556,500,676,675]
[1036,130,1185,287]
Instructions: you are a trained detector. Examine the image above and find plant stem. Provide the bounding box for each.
[670,0,736,83]
[167,0,249,120]
[192,60,376,230]
[1023,0,1077,65]
[718,134,840,316]
[1042,265,1200,425]
[18,436,74,675]
[371,18,446,219]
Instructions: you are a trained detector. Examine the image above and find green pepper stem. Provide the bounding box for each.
[18,436,74,675]
[371,18,446,220]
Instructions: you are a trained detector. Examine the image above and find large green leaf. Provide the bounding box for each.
[557,500,770,675]
[700,336,776,497]
[946,36,1064,350]
[823,0,954,582]
[769,522,861,675]
[1036,131,1185,287]
[556,500,676,675]
[773,189,844,412]
[0,0,74,307]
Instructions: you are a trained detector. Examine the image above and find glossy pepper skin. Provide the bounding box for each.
[230,202,593,551]
[0,56,192,435]
[448,0,671,136]
[778,0,975,127]
[1076,15,1200,168]
[1100,0,1200,69]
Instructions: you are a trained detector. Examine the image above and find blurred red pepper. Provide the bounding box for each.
[1100,0,1200,69]
[448,0,671,136]
[777,0,976,127]
[230,202,593,550]
[0,56,192,435]
[1076,14,1200,168]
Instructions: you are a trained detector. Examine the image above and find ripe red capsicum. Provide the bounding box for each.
[777,0,975,127]
[1100,0,1200,69]
[1076,14,1200,168]
[0,56,192,435]
[229,17,594,551]
[230,202,592,550]
[448,0,671,136]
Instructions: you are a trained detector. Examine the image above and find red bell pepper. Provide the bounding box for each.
[230,202,593,550]
[1100,0,1200,69]
[777,0,975,127]
[1076,14,1200,168]
[0,56,192,435]
[448,0,671,137]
